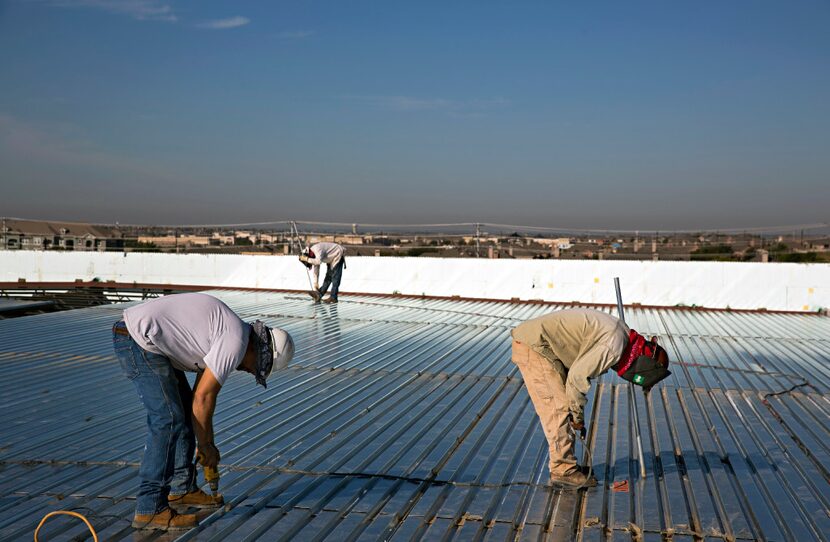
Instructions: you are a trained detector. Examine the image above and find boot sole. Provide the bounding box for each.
[169,502,224,511]
[131,520,196,531]
[550,479,598,489]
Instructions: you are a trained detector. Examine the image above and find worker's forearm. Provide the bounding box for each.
[192,395,216,447]
[566,387,587,424]
[565,371,590,424]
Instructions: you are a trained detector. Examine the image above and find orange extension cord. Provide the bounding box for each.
[34,510,98,542]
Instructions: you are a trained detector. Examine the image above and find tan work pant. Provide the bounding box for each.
[511,339,577,476]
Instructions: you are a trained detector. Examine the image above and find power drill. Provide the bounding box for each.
[196,451,220,495]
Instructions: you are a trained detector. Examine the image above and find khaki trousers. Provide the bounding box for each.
[511,339,577,476]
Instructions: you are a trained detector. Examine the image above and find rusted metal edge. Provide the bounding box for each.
[0,281,820,316]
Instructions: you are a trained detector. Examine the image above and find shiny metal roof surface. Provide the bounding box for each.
[1,291,828,541]
[0,297,54,314]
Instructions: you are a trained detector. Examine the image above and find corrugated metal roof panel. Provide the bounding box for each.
[1,291,828,541]
[0,298,54,314]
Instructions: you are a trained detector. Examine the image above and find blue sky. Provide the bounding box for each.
[0,0,828,228]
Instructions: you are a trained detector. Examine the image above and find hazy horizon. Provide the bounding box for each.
[1,1,828,229]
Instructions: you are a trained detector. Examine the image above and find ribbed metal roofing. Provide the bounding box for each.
[1,291,828,541]
[0,297,54,315]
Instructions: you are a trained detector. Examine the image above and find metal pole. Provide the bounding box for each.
[614,277,625,322]
[614,277,647,479]
[290,223,297,254]
[292,221,316,293]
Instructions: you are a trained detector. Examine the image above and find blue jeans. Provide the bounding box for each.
[113,321,197,515]
[319,257,345,299]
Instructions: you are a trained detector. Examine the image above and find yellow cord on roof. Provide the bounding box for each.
[34,510,98,542]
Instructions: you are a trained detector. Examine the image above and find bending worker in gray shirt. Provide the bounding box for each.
[113,293,295,530]
[511,308,670,488]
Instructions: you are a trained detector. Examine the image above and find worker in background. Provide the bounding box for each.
[113,293,295,531]
[511,308,670,488]
[299,241,346,303]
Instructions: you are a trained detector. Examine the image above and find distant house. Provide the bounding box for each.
[0,219,123,251]
[533,237,573,250]
[334,234,363,245]
[807,238,830,252]
[306,234,364,245]
[137,235,178,247]
[137,235,211,248]
[211,232,236,245]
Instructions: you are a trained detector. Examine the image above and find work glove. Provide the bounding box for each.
[299,255,309,263]
[569,416,587,441]
[196,442,220,470]
[314,282,320,291]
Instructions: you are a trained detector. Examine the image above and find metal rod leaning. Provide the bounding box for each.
[614,277,647,479]
[292,221,317,294]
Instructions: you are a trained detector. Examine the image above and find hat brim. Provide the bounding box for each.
[621,355,671,391]
[251,320,274,388]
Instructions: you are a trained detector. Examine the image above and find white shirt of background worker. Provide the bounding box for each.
[299,242,346,303]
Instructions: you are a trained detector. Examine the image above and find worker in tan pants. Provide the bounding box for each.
[511,308,627,488]
[511,339,578,480]
[511,308,671,488]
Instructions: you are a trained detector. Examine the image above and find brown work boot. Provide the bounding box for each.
[322,296,338,303]
[169,488,224,509]
[550,468,598,488]
[131,507,197,530]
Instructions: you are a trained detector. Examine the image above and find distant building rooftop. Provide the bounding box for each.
[1,218,122,239]
[1,291,828,541]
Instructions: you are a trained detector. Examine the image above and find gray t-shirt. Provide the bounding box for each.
[123,293,251,386]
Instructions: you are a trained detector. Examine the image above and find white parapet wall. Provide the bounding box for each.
[1,250,828,311]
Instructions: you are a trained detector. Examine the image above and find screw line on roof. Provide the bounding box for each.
[1,460,569,489]
[312,296,528,319]
[240,309,518,329]
[282,295,529,322]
